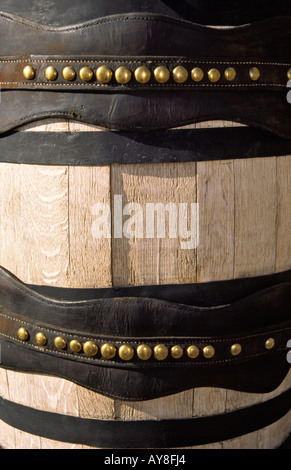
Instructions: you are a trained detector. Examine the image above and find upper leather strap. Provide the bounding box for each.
[0,13,290,137]
[2,0,291,27]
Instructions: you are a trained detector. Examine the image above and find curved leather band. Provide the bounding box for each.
[0,266,290,401]
[0,388,290,448]
[0,13,290,136]
[1,0,291,27]
[2,128,291,166]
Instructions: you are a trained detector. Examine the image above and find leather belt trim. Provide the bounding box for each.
[1,56,289,91]
[0,14,290,137]
[2,127,291,166]
[0,388,290,448]
[0,266,290,400]
[2,0,291,27]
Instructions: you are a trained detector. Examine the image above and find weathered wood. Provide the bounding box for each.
[0,121,290,449]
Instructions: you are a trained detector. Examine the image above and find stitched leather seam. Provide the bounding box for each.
[1,59,290,66]
[0,331,287,368]
[0,310,289,344]
[0,81,285,89]
[0,11,289,37]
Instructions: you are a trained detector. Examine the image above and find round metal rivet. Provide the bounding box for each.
[62,66,76,81]
[54,336,67,350]
[96,65,113,84]
[224,67,237,81]
[154,344,168,361]
[172,66,188,84]
[134,66,151,84]
[171,345,183,359]
[35,332,47,346]
[208,68,221,83]
[265,338,275,350]
[83,341,98,357]
[17,327,29,341]
[45,66,58,81]
[249,67,260,81]
[136,344,152,361]
[115,66,132,85]
[23,65,35,80]
[230,343,242,356]
[191,67,204,82]
[101,343,117,360]
[203,345,215,359]
[287,68,291,80]
[119,344,134,361]
[187,345,200,359]
[69,339,82,353]
[79,67,94,82]
[154,66,170,84]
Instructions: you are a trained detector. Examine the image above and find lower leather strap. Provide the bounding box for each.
[0,388,290,448]
[2,127,291,166]
[0,266,290,400]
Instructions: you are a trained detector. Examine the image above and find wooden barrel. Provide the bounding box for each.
[0,119,290,449]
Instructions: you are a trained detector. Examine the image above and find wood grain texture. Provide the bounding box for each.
[0,120,290,449]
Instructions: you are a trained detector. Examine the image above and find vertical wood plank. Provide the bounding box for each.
[111,161,197,423]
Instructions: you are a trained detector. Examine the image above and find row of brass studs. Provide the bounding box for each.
[22,64,291,85]
[17,327,276,362]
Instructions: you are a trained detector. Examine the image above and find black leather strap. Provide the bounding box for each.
[2,128,291,166]
[1,0,290,27]
[0,387,289,448]
[0,14,290,137]
[0,266,290,400]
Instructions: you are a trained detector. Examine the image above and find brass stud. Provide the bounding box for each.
[171,345,183,359]
[287,69,291,80]
[23,65,35,80]
[101,343,117,360]
[115,66,132,85]
[62,66,76,81]
[224,67,237,81]
[136,344,152,361]
[203,345,215,359]
[134,66,151,84]
[172,66,188,84]
[96,65,113,84]
[249,67,260,81]
[35,332,47,346]
[17,327,29,341]
[119,344,134,361]
[154,66,170,84]
[79,66,94,82]
[191,67,204,82]
[265,338,275,350]
[230,343,242,356]
[69,339,82,353]
[208,68,221,83]
[154,344,168,361]
[83,341,98,357]
[45,66,58,81]
[54,336,67,350]
[187,345,200,359]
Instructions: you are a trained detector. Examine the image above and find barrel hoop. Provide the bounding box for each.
[1,127,291,166]
[0,388,290,448]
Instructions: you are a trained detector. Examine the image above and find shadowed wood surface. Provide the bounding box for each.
[0,120,290,449]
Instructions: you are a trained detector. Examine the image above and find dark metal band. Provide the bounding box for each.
[2,127,291,166]
[1,0,291,27]
[0,14,290,136]
[0,266,290,400]
[0,387,290,448]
